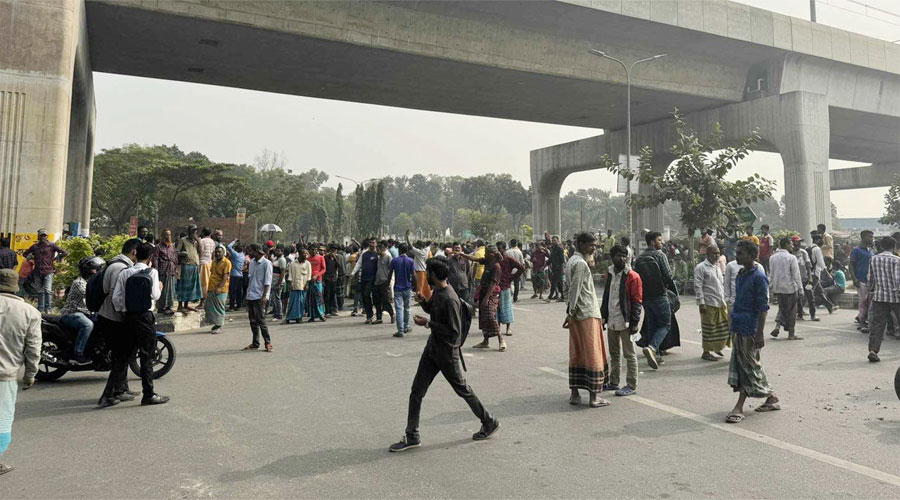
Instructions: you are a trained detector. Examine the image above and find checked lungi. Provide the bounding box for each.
[177,264,202,303]
[728,333,774,399]
[478,290,500,338]
[700,305,731,352]
[774,292,798,332]
[569,317,608,393]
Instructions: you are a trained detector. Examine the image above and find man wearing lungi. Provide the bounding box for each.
[694,245,731,361]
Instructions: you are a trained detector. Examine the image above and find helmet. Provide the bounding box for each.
[78,256,104,278]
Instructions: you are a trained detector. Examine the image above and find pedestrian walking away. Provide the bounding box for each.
[460,246,505,351]
[725,240,780,424]
[110,242,169,406]
[768,237,803,340]
[865,236,900,363]
[389,256,499,452]
[0,268,41,475]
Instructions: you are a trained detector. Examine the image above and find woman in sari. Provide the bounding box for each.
[284,249,311,324]
[461,246,505,352]
[205,246,232,334]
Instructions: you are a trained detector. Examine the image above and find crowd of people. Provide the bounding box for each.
[1,219,899,465]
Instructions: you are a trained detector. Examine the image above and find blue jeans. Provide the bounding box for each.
[394,288,412,333]
[38,272,54,312]
[229,275,245,309]
[269,281,283,319]
[60,312,93,355]
[644,295,671,353]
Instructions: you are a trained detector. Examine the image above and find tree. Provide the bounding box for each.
[253,149,288,171]
[90,145,168,232]
[879,175,900,228]
[392,213,415,235]
[414,205,443,238]
[602,110,776,244]
[333,183,345,240]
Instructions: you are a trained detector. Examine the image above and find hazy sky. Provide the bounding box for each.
[93,0,899,218]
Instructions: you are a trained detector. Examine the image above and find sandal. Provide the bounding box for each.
[472,341,490,349]
[725,413,744,423]
[787,335,804,341]
[569,394,582,405]
[241,344,258,351]
[755,403,781,413]
[701,352,718,361]
[264,344,273,352]
[0,464,13,475]
[503,331,513,336]
[769,328,780,338]
[589,398,611,408]
[499,342,507,352]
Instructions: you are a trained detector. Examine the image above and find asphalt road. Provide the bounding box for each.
[4,290,900,499]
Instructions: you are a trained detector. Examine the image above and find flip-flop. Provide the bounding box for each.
[725,413,744,423]
[569,395,582,405]
[589,398,611,408]
[787,336,804,341]
[755,403,781,412]
[0,464,13,475]
[499,343,508,352]
[701,353,718,361]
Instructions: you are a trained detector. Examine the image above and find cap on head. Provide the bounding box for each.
[37,228,48,236]
[0,268,19,293]
[791,235,802,242]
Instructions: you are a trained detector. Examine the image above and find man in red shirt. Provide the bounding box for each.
[23,229,67,313]
[530,242,549,300]
[758,224,775,274]
[306,246,327,322]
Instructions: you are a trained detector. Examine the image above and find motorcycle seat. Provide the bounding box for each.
[42,314,63,325]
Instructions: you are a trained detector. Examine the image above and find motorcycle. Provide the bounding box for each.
[37,314,176,382]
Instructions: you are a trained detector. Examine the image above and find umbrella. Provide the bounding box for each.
[259,223,283,233]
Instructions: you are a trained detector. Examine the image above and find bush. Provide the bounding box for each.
[55,234,130,293]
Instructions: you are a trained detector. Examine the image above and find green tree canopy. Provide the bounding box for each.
[879,175,900,228]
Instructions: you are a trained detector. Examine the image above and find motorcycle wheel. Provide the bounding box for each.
[129,336,176,379]
[36,339,69,382]
[895,365,900,402]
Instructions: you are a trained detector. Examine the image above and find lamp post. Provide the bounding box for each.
[588,49,666,250]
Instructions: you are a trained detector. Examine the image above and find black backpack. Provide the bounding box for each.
[458,298,475,371]
[634,254,666,299]
[85,266,109,312]
[124,268,154,313]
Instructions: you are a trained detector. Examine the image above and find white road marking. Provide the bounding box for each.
[513,306,534,312]
[385,352,403,357]
[796,323,861,334]
[537,366,900,488]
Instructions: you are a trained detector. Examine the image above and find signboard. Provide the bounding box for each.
[616,155,640,194]
[128,216,138,237]
[12,232,53,273]
[236,208,247,225]
[735,206,757,225]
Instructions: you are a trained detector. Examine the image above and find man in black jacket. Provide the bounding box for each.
[389,256,500,452]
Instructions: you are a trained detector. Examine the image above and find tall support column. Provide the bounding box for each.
[0,0,79,239]
[63,10,95,236]
[762,92,831,233]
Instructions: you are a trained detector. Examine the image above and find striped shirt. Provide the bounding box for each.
[867,251,900,303]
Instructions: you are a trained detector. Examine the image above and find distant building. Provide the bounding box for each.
[840,218,895,236]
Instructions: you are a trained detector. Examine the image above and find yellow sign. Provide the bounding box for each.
[11,233,55,273]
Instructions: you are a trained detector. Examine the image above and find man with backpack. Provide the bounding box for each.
[108,242,168,406]
[93,238,142,408]
[389,256,499,452]
[633,231,678,370]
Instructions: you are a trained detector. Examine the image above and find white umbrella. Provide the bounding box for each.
[259,223,283,233]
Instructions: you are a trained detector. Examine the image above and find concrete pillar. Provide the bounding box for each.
[762,92,831,233]
[63,15,95,236]
[0,0,79,240]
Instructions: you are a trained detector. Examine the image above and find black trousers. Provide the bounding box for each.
[548,268,564,299]
[405,343,493,441]
[126,311,156,398]
[99,317,132,400]
[229,276,245,309]
[374,281,393,320]
[512,275,521,302]
[324,279,337,314]
[247,299,271,346]
[361,280,376,319]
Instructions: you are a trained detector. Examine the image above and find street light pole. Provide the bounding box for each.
[588,49,666,251]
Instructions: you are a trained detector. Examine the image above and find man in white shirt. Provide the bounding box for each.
[505,239,525,302]
[694,246,729,361]
[102,242,168,407]
[809,234,834,314]
[768,236,803,340]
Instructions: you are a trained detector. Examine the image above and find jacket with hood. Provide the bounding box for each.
[99,254,134,323]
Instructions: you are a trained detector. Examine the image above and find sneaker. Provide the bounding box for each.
[389,436,421,452]
[393,332,404,338]
[114,392,136,402]
[473,418,500,440]
[642,347,659,370]
[351,311,358,317]
[372,319,384,325]
[615,387,635,396]
[210,326,221,334]
[96,397,120,409]
[868,351,880,363]
[365,319,372,325]
[861,327,870,334]
[141,394,170,406]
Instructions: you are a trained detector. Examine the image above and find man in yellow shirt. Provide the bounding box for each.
[205,246,232,333]
[741,226,760,246]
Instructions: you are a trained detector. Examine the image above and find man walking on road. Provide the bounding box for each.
[242,244,273,353]
[0,268,41,475]
[110,243,169,406]
[851,231,875,334]
[792,236,817,322]
[694,246,731,361]
[390,244,415,337]
[546,236,566,302]
[389,256,499,452]
[96,238,141,408]
[725,240,780,424]
[23,229,68,313]
[505,239,525,303]
[768,237,803,341]
[865,236,900,363]
[634,231,677,370]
